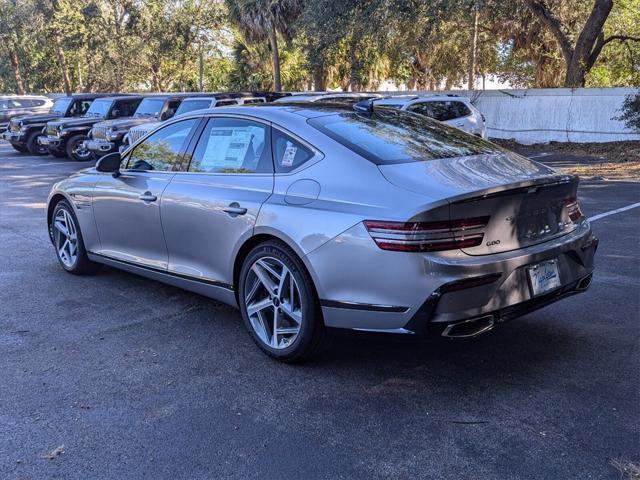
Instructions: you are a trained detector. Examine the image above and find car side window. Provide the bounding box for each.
[272,129,315,173]
[113,100,139,118]
[125,119,198,172]
[75,101,92,115]
[188,118,272,174]
[453,101,472,118]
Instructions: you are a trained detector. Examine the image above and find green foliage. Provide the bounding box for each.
[0,0,637,93]
[615,93,640,132]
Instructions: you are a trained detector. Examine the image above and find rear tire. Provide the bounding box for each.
[238,240,328,362]
[10,142,28,153]
[26,131,49,155]
[66,134,93,162]
[50,200,101,275]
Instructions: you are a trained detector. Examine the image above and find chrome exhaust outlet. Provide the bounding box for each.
[442,315,496,339]
[576,273,593,291]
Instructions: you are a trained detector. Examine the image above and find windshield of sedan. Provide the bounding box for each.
[175,99,212,116]
[308,108,500,164]
[51,98,72,116]
[84,99,112,117]
[135,98,166,117]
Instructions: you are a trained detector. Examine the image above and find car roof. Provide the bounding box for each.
[373,95,469,105]
[0,95,51,100]
[67,93,116,100]
[96,95,144,101]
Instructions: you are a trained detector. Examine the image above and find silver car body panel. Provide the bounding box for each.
[47,105,596,334]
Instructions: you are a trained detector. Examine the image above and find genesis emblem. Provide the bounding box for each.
[486,239,501,246]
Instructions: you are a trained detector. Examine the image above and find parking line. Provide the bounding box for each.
[588,202,640,222]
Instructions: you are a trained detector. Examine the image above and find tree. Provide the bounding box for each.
[226,0,302,91]
[524,0,640,87]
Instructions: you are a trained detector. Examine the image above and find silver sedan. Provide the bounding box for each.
[46,104,598,361]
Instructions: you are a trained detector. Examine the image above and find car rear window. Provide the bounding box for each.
[308,108,499,164]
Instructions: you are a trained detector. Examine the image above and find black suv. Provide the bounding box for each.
[2,94,113,155]
[85,94,187,157]
[42,95,142,161]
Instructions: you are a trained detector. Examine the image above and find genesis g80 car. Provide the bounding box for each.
[46,103,597,361]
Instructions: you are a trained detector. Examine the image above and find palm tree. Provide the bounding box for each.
[226,0,301,91]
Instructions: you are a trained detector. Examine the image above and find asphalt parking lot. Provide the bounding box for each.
[1,142,638,480]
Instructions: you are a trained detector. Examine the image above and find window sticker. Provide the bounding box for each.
[200,127,253,170]
[281,142,297,167]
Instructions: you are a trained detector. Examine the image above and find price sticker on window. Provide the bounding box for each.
[281,144,297,167]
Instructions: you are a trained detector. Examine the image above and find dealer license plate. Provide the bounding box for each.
[527,260,561,296]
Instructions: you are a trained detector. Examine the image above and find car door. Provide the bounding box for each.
[92,118,200,269]
[161,116,274,287]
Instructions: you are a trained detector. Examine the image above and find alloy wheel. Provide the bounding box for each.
[72,141,92,160]
[53,208,78,268]
[244,257,303,349]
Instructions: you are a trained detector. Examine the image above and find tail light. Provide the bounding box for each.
[564,197,583,222]
[364,216,490,252]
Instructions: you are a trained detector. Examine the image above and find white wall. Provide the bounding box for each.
[389,88,640,144]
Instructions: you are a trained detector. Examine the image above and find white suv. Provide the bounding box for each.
[373,95,487,139]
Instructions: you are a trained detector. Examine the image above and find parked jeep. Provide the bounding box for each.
[84,94,190,157]
[2,94,112,155]
[0,95,53,134]
[122,92,279,149]
[41,95,142,161]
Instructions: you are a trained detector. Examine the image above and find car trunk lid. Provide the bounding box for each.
[378,152,582,255]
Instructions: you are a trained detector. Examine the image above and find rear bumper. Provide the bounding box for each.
[308,219,597,334]
[85,139,116,154]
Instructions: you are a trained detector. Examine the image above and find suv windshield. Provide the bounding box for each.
[308,108,500,164]
[51,98,72,116]
[175,99,212,116]
[135,98,166,117]
[84,99,112,117]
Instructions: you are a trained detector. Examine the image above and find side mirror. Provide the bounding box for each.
[161,109,175,120]
[95,152,122,178]
[110,109,120,118]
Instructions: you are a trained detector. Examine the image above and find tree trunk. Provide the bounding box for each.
[198,41,204,92]
[268,26,282,92]
[312,64,325,91]
[8,41,25,95]
[54,31,72,95]
[77,59,83,92]
[467,0,480,90]
[524,0,614,88]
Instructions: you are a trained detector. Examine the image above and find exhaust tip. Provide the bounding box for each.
[442,315,495,339]
[577,274,593,291]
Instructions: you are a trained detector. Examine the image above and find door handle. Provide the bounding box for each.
[222,202,247,216]
[139,192,157,202]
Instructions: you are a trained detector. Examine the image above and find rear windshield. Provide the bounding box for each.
[308,108,499,164]
[176,99,212,115]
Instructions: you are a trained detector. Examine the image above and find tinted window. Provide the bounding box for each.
[112,99,140,117]
[51,98,72,115]
[135,98,165,117]
[189,118,271,174]
[33,99,46,106]
[409,100,471,121]
[213,99,238,107]
[9,99,24,108]
[125,119,197,172]
[272,130,314,173]
[176,99,214,115]
[242,98,265,104]
[309,108,500,165]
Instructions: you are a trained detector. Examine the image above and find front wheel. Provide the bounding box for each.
[238,240,327,362]
[26,131,49,155]
[50,200,101,274]
[10,142,28,153]
[66,134,93,162]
